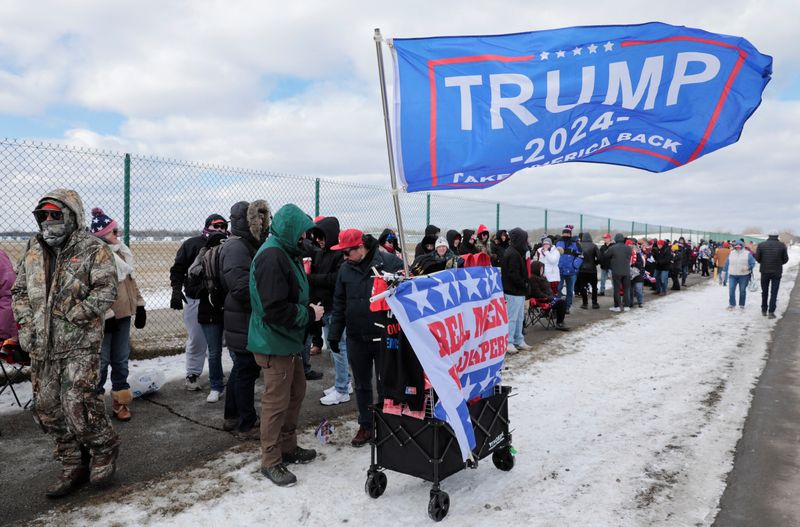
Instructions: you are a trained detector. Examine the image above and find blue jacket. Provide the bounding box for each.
[556,238,583,277]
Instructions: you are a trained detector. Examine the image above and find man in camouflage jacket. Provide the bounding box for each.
[12,189,120,498]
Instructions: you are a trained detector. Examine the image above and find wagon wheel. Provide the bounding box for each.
[492,446,515,471]
[428,489,450,522]
[365,470,387,499]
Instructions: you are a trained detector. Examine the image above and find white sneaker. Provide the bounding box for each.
[323,382,353,396]
[206,390,222,403]
[506,343,519,355]
[609,307,621,312]
[320,390,350,406]
[516,343,533,351]
[726,306,736,311]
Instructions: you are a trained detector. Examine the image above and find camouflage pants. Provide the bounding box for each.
[30,354,119,468]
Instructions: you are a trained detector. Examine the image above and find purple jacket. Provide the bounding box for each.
[0,249,18,340]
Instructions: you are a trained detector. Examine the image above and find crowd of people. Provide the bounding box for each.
[0,188,791,495]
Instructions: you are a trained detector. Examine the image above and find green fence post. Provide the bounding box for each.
[579,214,583,232]
[630,221,634,238]
[314,178,320,217]
[426,193,431,226]
[544,209,548,233]
[496,203,500,232]
[644,224,648,239]
[659,225,662,238]
[607,218,611,233]
[123,154,131,246]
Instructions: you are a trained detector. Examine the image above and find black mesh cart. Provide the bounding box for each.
[364,384,515,521]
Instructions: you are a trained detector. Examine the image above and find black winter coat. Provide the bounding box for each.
[500,228,529,296]
[220,200,268,353]
[309,217,343,310]
[328,236,404,342]
[653,246,673,271]
[756,236,789,275]
[579,233,599,272]
[170,234,207,299]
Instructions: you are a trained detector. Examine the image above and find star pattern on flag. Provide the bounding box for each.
[587,43,598,53]
[555,50,566,58]
[541,42,611,61]
[539,51,550,60]
[403,280,435,314]
[603,41,614,51]
[431,276,456,308]
[460,271,483,299]
[572,46,582,56]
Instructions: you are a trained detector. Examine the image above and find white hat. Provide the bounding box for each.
[435,236,448,249]
[768,230,779,236]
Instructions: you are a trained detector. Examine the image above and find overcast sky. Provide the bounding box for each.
[1,1,797,233]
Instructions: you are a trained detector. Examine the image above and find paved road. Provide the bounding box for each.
[0,272,708,526]
[714,269,800,526]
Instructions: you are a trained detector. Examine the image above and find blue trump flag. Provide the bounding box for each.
[389,22,772,192]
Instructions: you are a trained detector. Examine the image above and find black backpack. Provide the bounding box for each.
[187,235,228,307]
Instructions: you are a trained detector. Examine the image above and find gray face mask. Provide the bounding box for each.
[41,220,68,247]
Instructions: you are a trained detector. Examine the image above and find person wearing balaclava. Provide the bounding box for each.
[169,212,228,391]
[12,189,120,497]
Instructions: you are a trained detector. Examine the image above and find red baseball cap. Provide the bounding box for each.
[331,228,364,251]
[602,233,611,239]
[41,202,62,211]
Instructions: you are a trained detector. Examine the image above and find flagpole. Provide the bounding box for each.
[374,28,410,277]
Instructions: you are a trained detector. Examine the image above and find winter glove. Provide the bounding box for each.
[134,306,147,329]
[170,289,186,310]
[104,317,118,334]
[328,340,340,354]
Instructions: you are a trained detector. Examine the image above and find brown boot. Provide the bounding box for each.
[351,425,372,447]
[111,389,133,421]
[45,465,89,498]
[90,446,119,486]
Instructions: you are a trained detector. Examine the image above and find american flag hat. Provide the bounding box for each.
[90,207,118,237]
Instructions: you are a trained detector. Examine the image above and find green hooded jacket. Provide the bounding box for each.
[247,204,315,356]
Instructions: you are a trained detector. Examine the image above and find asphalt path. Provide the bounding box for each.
[0,272,709,526]
[714,269,800,526]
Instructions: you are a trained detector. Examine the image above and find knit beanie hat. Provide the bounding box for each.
[435,236,448,249]
[90,208,118,237]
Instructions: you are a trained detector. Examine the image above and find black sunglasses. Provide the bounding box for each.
[210,221,228,230]
[33,209,63,223]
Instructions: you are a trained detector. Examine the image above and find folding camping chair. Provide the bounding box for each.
[0,339,32,409]
[524,298,557,330]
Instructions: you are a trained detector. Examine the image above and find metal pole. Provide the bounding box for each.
[374,29,409,275]
[314,178,320,217]
[607,217,611,233]
[644,224,648,239]
[579,214,583,233]
[544,209,548,233]
[495,203,500,232]
[630,221,634,238]
[123,153,131,246]
[426,193,431,226]
[659,225,662,238]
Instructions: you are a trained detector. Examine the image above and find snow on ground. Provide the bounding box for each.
[0,345,233,416]
[22,248,800,526]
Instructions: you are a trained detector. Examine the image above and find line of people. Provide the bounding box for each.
[3,188,791,494]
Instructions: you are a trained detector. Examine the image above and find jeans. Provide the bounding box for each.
[681,265,689,284]
[200,323,225,391]
[347,338,384,428]
[224,350,260,431]
[322,312,350,394]
[761,272,782,313]
[656,270,670,293]
[599,269,609,293]
[559,274,578,308]
[728,274,749,306]
[504,294,526,347]
[184,297,208,377]
[632,281,644,306]
[98,317,131,393]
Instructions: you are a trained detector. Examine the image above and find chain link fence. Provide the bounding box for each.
[1,138,758,351]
